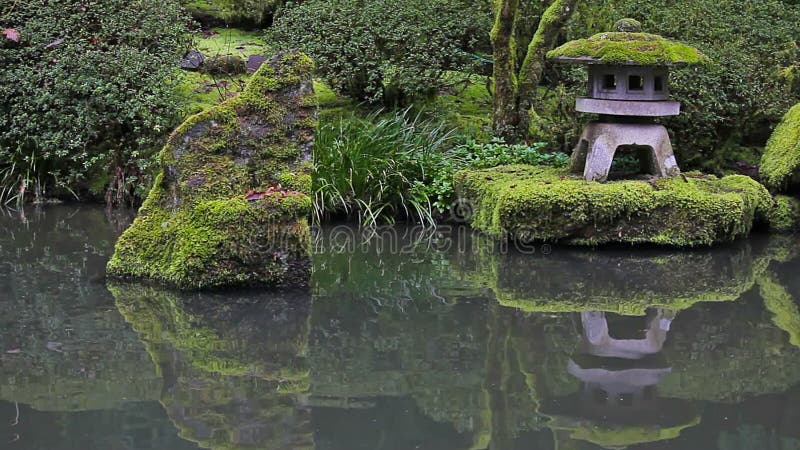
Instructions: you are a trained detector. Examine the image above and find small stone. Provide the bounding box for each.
[614,18,643,33]
[246,54,267,74]
[180,50,205,71]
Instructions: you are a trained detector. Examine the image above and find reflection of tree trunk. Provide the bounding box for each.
[485,303,514,450]
[552,429,581,450]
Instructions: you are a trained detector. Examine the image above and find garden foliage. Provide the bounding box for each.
[271,0,492,105]
[0,0,189,204]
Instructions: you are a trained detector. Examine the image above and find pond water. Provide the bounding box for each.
[2,206,800,450]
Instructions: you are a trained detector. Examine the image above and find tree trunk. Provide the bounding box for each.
[491,0,578,142]
[517,0,579,136]
[491,0,521,142]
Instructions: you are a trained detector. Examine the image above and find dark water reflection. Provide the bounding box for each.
[2,206,800,449]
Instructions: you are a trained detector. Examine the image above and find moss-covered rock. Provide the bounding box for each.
[760,104,800,192]
[764,195,800,232]
[613,18,642,33]
[454,165,771,247]
[200,54,247,75]
[547,32,709,66]
[108,52,316,290]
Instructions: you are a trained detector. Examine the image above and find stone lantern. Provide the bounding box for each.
[548,20,708,181]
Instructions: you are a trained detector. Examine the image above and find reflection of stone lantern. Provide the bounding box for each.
[541,309,700,449]
[548,20,708,181]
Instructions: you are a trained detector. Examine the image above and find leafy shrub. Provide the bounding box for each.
[564,0,800,171]
[0,0,189,205]
[271,0,492,105]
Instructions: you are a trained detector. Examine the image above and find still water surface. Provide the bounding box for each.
[2,206,800,450]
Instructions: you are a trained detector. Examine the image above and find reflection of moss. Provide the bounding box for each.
[455,165,771,246]
[109,282,314,450]
[549,416,701,448]
[759,271,800,348]
[465,234,762,316]
[548,32,708,66]
[110,283,310,383]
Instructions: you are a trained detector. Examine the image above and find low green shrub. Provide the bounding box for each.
[0,0,190,205]
[270,0,492,105]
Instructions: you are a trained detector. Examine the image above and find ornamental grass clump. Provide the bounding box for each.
[313,109,454,227]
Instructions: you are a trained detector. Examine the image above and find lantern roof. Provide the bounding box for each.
[547,32,709,67]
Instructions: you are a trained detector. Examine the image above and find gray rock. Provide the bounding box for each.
[180,50,205,71]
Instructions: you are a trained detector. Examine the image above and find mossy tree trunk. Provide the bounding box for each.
[491,0,579,142]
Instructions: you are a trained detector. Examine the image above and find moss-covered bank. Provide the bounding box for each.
[764,195,800,232]
[760,104,800,192]
[107,52,316,290]
[454,165,771,246]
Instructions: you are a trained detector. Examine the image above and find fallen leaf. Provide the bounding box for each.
[2,28,20,42]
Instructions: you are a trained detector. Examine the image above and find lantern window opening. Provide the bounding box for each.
[627,74,645,92]
[601,74,617,91]
[654,75,665,92]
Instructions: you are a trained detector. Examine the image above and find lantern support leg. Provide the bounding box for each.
[569,122,681,182]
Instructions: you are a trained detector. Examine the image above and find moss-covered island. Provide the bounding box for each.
[107,51,316,289]
[454,165,771,246]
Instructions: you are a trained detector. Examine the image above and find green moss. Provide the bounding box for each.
[194,27,269,58]
[108,52,316,289]
[200,54,247,75]
[454,165,771,247]
[613,18,642,32]
[760,104,800,192]
[427,74,493,141]
[547,32,709,66]
[764,195,800,232]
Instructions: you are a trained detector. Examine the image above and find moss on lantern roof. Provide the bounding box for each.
[547,32,709,66]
